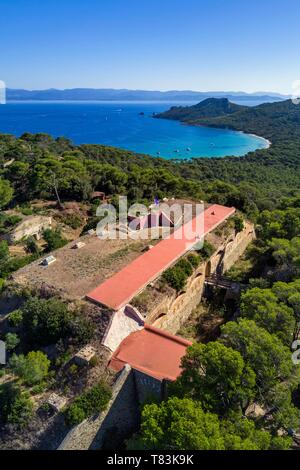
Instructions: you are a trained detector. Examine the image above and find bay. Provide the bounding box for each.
[0,101,269,159]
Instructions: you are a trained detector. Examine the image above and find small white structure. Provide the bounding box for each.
[47,393,68,413]
[74,345,96,366]
[88,229,95,236]
[102,305,145,352]
[41,255,56,266]
[73,241,86,250]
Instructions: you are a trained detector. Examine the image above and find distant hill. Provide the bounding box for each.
[6,88,287,102]
[155,98,248,121]
[156,98,300,143]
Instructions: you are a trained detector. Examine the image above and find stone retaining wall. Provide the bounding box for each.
[58,365,139,450]
[146,222,255,334]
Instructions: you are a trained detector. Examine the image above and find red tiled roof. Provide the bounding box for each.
[86,204,235,310]
[109,324,192,381]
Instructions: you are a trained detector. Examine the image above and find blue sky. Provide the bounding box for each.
[0,0,299,93]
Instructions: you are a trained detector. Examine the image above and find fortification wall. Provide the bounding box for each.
[223,222,256,272]
[150,263,207,334]
[146,222,255,335]
[58,365,139,450]
[134,369,165,404]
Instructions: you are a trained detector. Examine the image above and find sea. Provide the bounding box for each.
[0,100,270,160]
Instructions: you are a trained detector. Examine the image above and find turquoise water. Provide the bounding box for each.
[0,101,269,159]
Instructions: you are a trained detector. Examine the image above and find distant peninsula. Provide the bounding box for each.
[5,88,288,102]
[154,98,247,121]
[155,97,300,144]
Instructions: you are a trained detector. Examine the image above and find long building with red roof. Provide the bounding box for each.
[86,204,235,310]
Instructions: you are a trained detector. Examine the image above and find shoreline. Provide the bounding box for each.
[175,119,271,152]
[245,132,271,149]
[178,120,272,156]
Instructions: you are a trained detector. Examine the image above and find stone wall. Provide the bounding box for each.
[145,221,255,335]
[57,365,168,450]
[149,263,207,334]
[134,369,165,404]
[58,365,139,450]
[223,222,256,272]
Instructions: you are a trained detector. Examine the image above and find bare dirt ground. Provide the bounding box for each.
[12,233,161,301]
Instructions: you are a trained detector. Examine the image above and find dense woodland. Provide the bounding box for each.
[1,98,300,449]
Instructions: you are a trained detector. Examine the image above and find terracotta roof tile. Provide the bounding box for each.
[109,325,192,381]
[86,204,235,310]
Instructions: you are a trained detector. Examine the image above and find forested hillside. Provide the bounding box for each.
[157,98,300,142]
[155,98,247,121]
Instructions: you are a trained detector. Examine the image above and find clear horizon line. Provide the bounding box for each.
[6,86,290,96]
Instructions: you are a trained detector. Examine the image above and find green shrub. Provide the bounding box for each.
[68,314,95,346]
[0,255,37,279]
[248,277,270,289]
[233,215,244,233]
[163,256,198,291]
[61,213,84,230]
[65,403,85,426]
[270,436,293,450]
[200,241,214,260]
[69,364,78,376]
[6,215,22,226]
[89,356,98,368]
[21,297,71,346]
[20,207,33,216]
[176,259,193,277]
[187,253,201,268]
[55,351,72,367]
[5,333,20,351]
[0,240,9,260]
[9,351,50,386]
[0,382,33,428]
[8,309,23,328]
[31,382,47,395]
[163,267,187,292]
[40,402,52,413]
[43,228,67,252]
[25,236,40,255]
[0,278,5,292]
[65,382,112,426]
